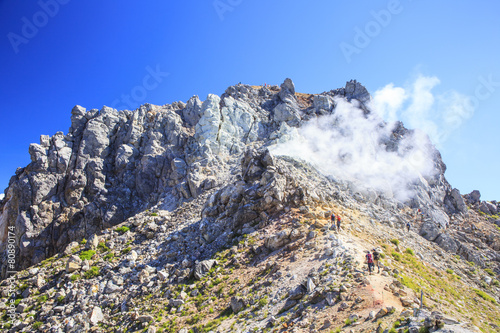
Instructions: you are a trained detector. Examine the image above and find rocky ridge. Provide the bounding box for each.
[0,79,499,332]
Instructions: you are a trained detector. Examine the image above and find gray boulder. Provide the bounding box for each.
[193,259,217,280]
[230,297,246,313]
[428,209,450,229]
[264,229,292,251]
[313,94,334,113]
[86,234,99,250]
[278,78,296,103]
[289,285,306,300]
[183,95,203,127]
[273,102,300,125]
[344,79,370,103]
[465,190,481,204]
[480,201,497,215]
[89,306,104,325]
[419,222,440,241]
[435,233,458,253]
[444,188,467,214]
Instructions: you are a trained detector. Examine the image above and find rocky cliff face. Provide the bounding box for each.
[0,79,492,279]
[1,79,499,333]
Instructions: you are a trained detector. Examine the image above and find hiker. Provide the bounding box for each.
[330,213,336,231]
[406,221,411,233]
[336,215,341,231]
[366,251,374,274]
[417,208,424,222]
[372,248,380,273]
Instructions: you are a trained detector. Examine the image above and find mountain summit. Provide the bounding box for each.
[0,79,499,332]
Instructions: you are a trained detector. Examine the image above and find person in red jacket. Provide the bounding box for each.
[366,251,374,274]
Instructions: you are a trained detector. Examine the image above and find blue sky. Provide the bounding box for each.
[0,0,499,200]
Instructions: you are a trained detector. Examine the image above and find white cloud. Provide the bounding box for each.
[270,75,475,202]
[371,75,475,147]
[371,83,407,122]
[271,97,437,202]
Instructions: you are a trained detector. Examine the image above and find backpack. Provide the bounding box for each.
[366,253,373,263]
[373,251,380,260]
[331,214,335,221]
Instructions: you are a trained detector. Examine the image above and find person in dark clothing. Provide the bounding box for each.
[372,248,381,273]
[331,213,336,231]
[406,222,411,233]
[336,215,341,231]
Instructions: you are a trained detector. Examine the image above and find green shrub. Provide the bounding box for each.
[150,212,158,216]
[37,295,48,303]
[419,326,430,333]
[473,289,496,304]
[57,295,65,303]
[344,318,351,326]
[80,238,87,245]
[485,268,495,276]
[18,283,29,292]
[97,242,109,253]
[79,250,96,261]
[33,322,43,330]
[392,252,402,261]
[121,247,131,254]
[84,266,100,279]
[104,252,115,261]
[258,297,268,308]
[186,313,201,325]
[446,269,454,274]
[116,226,130,234]
[390,239,400,246]
[70,274,80,282]
[405,248,414,256]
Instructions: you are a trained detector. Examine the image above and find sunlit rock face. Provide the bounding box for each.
[0,79,454,277]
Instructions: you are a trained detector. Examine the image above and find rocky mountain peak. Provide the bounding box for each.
[0,78,459,274]
[0,79,498,332]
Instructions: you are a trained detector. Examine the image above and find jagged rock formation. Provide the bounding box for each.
[0,79,499,332]
[0,79,497,278]
[0,79,382,276]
